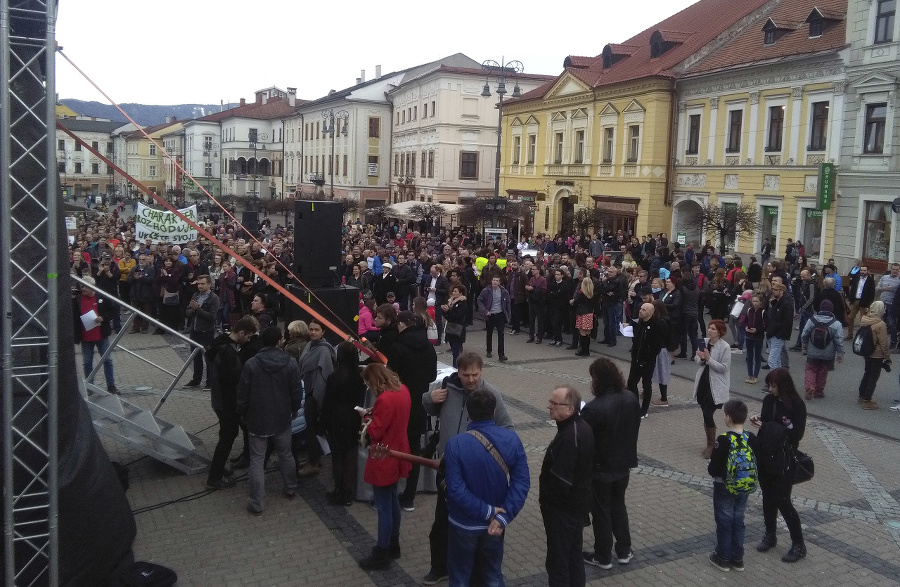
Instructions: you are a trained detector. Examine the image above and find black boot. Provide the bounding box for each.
[781,542,806,563]
[575,335,591,356]
[359,546,391,570]
[757,533,777,552]
[388,536,401,560]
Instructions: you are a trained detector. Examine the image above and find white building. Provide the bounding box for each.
[387,60,554,206]
[56,118,128,200]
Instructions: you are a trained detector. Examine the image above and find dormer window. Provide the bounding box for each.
[762,18,794,45]
[805,7,843,39]
[602,44,639,69]
[764,28,776,44]
[648,30,687,58]
[809,17,823,37]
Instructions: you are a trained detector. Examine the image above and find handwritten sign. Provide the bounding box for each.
[135,203,198,243]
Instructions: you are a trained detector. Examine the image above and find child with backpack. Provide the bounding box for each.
[707,399,758,572]
[799,299,845,400]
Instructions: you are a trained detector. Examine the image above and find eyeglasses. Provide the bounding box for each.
[548,401,571,407]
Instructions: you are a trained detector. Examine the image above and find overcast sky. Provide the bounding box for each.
[55,0,698,106]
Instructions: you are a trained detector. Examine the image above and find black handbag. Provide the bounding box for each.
[791,449,815,484]
[444,322,464,337]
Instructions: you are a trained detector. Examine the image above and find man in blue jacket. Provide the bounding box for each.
[443,389,529,587]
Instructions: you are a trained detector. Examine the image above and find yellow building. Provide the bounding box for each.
[113,118,184,198]
[500,0,776,238]
[672,0,847,263]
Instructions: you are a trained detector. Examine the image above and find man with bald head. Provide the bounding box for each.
[627,303,665,418]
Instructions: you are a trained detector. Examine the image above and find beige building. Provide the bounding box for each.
[56,118,127,201]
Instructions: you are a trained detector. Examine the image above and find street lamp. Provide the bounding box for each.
[481,58,523,203]
[323,108,349,199]
[247,129,269,213]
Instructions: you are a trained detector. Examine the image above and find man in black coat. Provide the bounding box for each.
[390,311,438,511]
[581,358,640,570]
[540,385,594,585]
[814,276,847,326]
[373,262,398,305]
[846,265,875,340]
[766,282,794,370]
[205,317,258,489]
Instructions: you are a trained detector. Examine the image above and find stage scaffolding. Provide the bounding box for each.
[1,1,60,585]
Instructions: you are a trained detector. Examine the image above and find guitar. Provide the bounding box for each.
[368,443,441,470]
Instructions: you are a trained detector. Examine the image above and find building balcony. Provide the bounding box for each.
[623,164,637,177]
[510,164,520,175]
[598,164,613,176]
[524,164,535,175]
[546,163,589,177]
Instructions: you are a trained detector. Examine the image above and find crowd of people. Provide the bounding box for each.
[68,207,895,584]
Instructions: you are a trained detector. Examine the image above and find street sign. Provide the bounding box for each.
[817,162,835,210]
[485,228,508,235]
[677,232,686,245]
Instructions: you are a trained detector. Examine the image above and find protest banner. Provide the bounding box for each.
[135,203,198,243]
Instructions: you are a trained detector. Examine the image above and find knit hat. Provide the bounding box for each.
[382,262,392,270]
[820,300,834,312]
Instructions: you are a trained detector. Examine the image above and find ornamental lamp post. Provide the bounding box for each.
[247,129,268,213]
[323,108,349,199]
[480,58,523,203]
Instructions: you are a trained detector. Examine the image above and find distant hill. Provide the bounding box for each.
[60,99,237,126]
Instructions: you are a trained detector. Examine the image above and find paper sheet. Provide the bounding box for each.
[80,310,99,331]
[619,323,634,338]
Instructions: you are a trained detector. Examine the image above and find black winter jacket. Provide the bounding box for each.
[580,387,640,482]
[206,333,243,413]
[236,346,302,436]
[539,414,594,517]
[389,325,438,436]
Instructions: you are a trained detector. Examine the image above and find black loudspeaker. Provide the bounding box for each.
[241,210,258,236]
[294,200,343,288]
[283,284,360,346]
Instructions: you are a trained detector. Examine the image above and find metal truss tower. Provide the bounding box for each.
[1,1,60,585]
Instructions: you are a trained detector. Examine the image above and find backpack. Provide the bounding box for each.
[810,316,836,350]
[724,431,758,495]
[852,324,875,356]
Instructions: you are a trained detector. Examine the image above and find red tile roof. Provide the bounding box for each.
[513,0,774,103]
[122,120,186,139]
[190,97,302,123]
[687,0,846,74]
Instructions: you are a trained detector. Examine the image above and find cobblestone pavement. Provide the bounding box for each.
[89,324,900,586]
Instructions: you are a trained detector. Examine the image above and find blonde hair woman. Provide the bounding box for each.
[571,276,595,357]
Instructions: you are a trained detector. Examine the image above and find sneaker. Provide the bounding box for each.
[617,551,634,564]
[205,477,235,490]
[499,355,508,362]
[761,364,770,370]
[861,400,879,410]
[399,499,415,512]
[650,399,669,407]
[107,385,120,395]
[582,552,613,570]
[183,381,201,388]
[708,551,730,572]
[781,543,807,563]
[202,385,211,391]
[246,504,263,516]
[748,377,757,384]
[730,559,745,572]
[888,404,900,411]
[421,570,449,585]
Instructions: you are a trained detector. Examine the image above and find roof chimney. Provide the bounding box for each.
[240,98,246,106]
[165,115,175,124]
[375,65,381,79]
[287,87,297,107]
[360,69,366,83]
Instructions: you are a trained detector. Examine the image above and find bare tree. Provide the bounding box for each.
[458,199,529,231]
[407,203,447,222]
[572,207,603,237]
[691,203,761,255]
[365,205,396,226]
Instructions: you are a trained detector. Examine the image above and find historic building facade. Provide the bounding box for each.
[499,0,775,238]
[833,0,900,274]
[673,0,847,262]
[56,118,125,201]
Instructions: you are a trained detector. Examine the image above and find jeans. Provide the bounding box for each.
[681,313,700,355]
[434,304,445,342]
[82,337,115,387]
[795,309,813,346]
[542,506,585,587]
[804,358,831,395]
[713,482,748,562]
[589,474,632,563]
[450,341,463,367]
[767,336,788,369]
[448,524,505,587]
[859,357,884,401]
[485,313,506,356]
[372,482,401,549]
[248,427,297,512]
[744,338,763,377]
[603,304,622,344]
[400,434,421,504]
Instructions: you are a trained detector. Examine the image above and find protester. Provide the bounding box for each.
[297,319,336,476]
[477,276,511,362]
[443,389,529,586]
[750,368,807,563]
[73,276,118,394]
[236,326,301,515]
[627,303,665,417]
[581,358,640,570]
[281,319,309,361]
[857,300,890,410]
[357,363,411,570]
[540,385,594,586]
[442,284,469,367]
[693,319,731,458]
[799,299,844,399]
[184,275,220,389]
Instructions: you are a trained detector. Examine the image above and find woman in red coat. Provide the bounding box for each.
[359,363,411,570]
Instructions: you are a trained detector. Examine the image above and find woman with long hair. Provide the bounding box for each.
[750,367,807,563]
[742,295,767,384]
[358,363,411,570]
[649,300,673,411]
[706,269,731,320]
[320,342,368,506]
[157,257,182,333]
[441,284,468,367]
[692,319,731,457]
[571,276,595,357]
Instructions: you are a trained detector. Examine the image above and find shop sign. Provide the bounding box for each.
[817,162,834,210]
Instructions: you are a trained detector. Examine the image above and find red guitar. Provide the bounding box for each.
[368,443,441,470]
